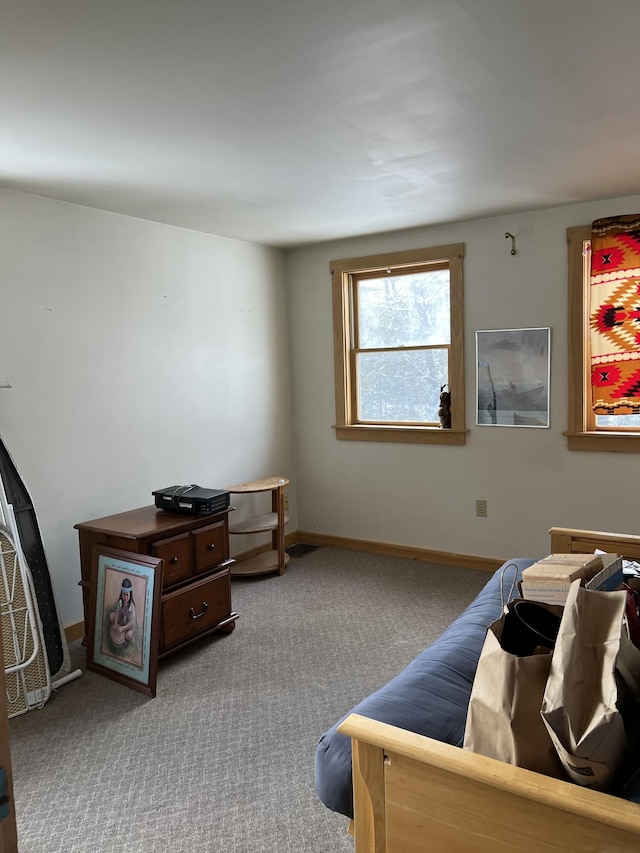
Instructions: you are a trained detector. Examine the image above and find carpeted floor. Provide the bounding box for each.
[8,546,490,852]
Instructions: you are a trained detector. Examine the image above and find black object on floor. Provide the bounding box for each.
[286,543,319,559]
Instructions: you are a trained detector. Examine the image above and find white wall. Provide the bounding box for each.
[0,190,295,627]
[286,195,640,565]
[5,186,640,630]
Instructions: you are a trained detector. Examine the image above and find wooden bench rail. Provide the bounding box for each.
[339,714,640,852]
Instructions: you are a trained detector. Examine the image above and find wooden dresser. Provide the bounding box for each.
[75,505,238,658]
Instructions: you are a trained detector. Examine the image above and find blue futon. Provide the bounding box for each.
[314,558,535,819]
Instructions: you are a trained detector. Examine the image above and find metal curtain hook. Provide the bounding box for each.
[505,232,516,255]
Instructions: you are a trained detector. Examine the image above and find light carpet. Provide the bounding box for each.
[8,546,490,852]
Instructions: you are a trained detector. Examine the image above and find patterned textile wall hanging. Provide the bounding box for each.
[590,213,640,415]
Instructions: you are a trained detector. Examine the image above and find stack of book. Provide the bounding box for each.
[521,553,623,605]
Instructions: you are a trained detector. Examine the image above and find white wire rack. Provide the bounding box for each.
[0,387,81,711]
[0,479,51,717]
[0,416,82,712]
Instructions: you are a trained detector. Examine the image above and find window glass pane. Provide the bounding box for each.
[358,270,450,349]
[357,349,448,422]
[596,414,640,428]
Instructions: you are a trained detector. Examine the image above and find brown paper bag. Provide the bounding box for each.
[463,599,566,778]
[541,579,640,789]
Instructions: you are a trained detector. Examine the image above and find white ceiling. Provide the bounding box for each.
[3,0,640,248]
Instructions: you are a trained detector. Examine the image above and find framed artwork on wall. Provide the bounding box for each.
[476,327,551,428]
[86,546,163,697]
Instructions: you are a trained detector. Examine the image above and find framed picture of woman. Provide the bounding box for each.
[86,546,163,697]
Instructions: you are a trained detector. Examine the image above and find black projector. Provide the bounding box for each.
[152,485,230,515]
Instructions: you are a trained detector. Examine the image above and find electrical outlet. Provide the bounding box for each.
[284,492,289,511]
[476,499,488,518]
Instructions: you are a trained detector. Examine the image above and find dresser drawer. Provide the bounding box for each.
[193,521,226,574]
[151,532,192,587]
[160,571,231,651]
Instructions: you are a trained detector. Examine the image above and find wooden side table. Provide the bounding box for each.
[228,476,289,576]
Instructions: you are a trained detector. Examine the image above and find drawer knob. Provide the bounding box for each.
[189,602,209,620]
[207,543,216,551]
[170,556,179,564]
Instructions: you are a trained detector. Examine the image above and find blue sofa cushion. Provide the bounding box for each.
[314,558,534,819]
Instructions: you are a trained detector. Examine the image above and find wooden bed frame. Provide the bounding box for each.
[338,527,640,852]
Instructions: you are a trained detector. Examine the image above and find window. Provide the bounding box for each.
[331,243,466,444]
[566,225,640,451]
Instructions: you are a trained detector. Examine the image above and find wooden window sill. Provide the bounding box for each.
[565,431,640,453]
[333,425,468,445]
